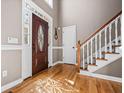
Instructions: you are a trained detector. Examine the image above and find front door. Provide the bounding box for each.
[32,14,48,75]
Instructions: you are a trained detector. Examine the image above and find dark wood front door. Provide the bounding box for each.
[32,14,48,75]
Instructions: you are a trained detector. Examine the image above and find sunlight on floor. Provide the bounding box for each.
[27,78,79,93]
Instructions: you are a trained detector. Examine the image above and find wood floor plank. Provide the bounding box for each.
[97,79,115,93]
[109,81,122,93]
[78,75,89,93]
[89,77,98,93]
[3,64,122,93]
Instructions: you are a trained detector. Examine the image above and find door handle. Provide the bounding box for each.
[72,47,75,48]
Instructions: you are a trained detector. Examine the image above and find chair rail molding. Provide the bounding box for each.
[1,45,22,50]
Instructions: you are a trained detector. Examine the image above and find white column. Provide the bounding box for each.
[95,35,97,58]
[99,32,102,58]
[82,45,85,69]
[104,28,107,52]
[109,23,112,52]
[87,42,89,64]
[91,39,93,64]
[115,18,118,45]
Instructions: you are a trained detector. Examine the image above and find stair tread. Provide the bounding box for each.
[111,52,120,54]
[112,45,121,47]
[88,64,97,66]
[96,58,108,61]
[102,51,120,54]
[102,51,113,54]
[80,67,88,71]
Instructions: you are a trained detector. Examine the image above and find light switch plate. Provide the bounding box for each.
[2,70,7,78]
[8,37,18,44]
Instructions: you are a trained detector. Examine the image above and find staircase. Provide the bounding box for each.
[76,11,122,73]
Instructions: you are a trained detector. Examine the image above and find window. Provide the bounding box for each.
[45,0,53,8]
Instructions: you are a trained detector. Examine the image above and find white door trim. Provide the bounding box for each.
[22,0,53,80]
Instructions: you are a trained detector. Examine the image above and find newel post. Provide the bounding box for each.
[76,40,81,72]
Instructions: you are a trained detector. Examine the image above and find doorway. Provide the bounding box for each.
[62,25,77,64]
[32,14,48,75]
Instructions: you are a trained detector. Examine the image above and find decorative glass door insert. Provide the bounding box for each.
[38,25,44,51]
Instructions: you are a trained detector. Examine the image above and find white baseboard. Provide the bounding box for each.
[80,70,122,83]
[52,61,63,66]
[1,78,23,92]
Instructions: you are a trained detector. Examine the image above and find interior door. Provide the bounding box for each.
[32,14,48,75]
[63,25,77,64]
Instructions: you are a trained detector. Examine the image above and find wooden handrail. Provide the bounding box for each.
[76,41,81,72]
[80,11,122,46]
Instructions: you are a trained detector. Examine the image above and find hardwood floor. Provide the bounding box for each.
[4,64,122,93]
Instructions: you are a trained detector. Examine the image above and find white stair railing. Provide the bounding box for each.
[109,23,112,52]
[90,38,93,64]
[95,35,98,58]
[115,17,118,45]
[104,27,107,53]
[99,32,102,58]
[87,42,89,65]
[78,11,122,70]
[82,45,85,69]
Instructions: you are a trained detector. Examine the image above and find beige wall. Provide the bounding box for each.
[1,0,22,45]
[1,50,22,86]
[1,0,22,86]
[1,0,59,86]
[59,0,122,43]
[94,58,122,78]
[1,0,59,46]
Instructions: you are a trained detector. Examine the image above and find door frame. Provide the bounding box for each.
[22,0,53,79]
[62,25,77,64]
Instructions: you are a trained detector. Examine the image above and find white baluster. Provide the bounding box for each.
[95,35,97,58]
[99,32,102,58]
[82,45,85,69]
[87,42,89,64]
[91,39,93,64]
[120,15,122,42]
[115,18,118,45]
[109,23,112,52]
[105,27,107,52]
